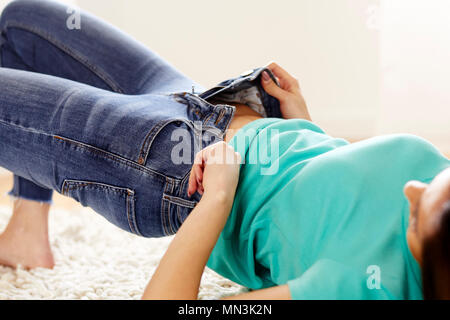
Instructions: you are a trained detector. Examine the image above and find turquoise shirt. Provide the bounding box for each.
[206,118,450,299]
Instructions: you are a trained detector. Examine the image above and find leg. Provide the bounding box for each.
[0,63,230,240]
[0,176,53,269]
[0,198,54,269]
[0,0,203,95]
[0,67,178,268]
[0,0,207,269]
[0,0,203,211]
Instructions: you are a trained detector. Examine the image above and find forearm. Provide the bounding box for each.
[142,192,234,300]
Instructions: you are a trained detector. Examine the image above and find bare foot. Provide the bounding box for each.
[0,230,55,269]
[0,198,55,269]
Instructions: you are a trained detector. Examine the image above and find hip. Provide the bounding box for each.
[208,99,264,143]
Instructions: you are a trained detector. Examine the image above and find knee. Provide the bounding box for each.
[1,0,35,31]
[0,0,65,31]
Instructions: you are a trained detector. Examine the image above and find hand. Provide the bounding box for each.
[261,62,312,121]
[187,141,242,204]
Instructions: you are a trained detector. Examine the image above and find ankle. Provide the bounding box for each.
[2,200,50,242]
[12,198,51,213]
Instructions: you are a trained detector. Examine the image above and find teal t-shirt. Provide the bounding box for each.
[206,118,450,300]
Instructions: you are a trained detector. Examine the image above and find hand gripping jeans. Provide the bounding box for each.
[0,0,280,238]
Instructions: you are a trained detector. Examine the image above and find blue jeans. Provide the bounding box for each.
[0,0,280,238]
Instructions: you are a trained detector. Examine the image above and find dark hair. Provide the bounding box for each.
[421,200,450,300]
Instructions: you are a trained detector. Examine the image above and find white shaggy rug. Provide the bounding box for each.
[0,204,246,300]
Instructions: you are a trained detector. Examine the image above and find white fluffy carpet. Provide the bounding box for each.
[0,204,246,300]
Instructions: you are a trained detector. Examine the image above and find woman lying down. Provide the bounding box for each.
[0,0,449,300]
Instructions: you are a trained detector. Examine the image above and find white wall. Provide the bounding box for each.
[379,0,450,151]
[0,0,10,9]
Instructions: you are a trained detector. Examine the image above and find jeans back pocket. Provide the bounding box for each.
[161,193,197,235]
[61,179,139,235]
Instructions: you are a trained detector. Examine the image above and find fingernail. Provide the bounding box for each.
[262,71,270,82]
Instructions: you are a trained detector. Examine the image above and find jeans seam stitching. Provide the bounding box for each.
[138,121,166,164]
[63,180,131,192]
[0,120,165,180]
[53,134,166,180]
[139,119,194,166]
[127,193,141,236]
[161,179,171,236]
[162,194,196,208]
[62,179,141,236]
[179,171,191,198]
[3,22,125,93]
[62,179,131,193]
[215,109,225,125]
[0,118,55,137]
[176,206,182,225]
[202,113,214,125]
[166,178,176,234]
[126,194,135,234]
[166,201,175,234]
[161,199,168,236]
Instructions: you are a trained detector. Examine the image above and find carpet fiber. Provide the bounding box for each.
[0,204,245,300]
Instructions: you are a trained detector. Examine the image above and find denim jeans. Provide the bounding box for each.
[0,0,280,238]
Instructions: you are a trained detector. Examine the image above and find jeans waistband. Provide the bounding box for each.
[170,91,236,139]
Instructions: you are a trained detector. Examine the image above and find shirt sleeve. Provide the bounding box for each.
[287,259,395,300]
